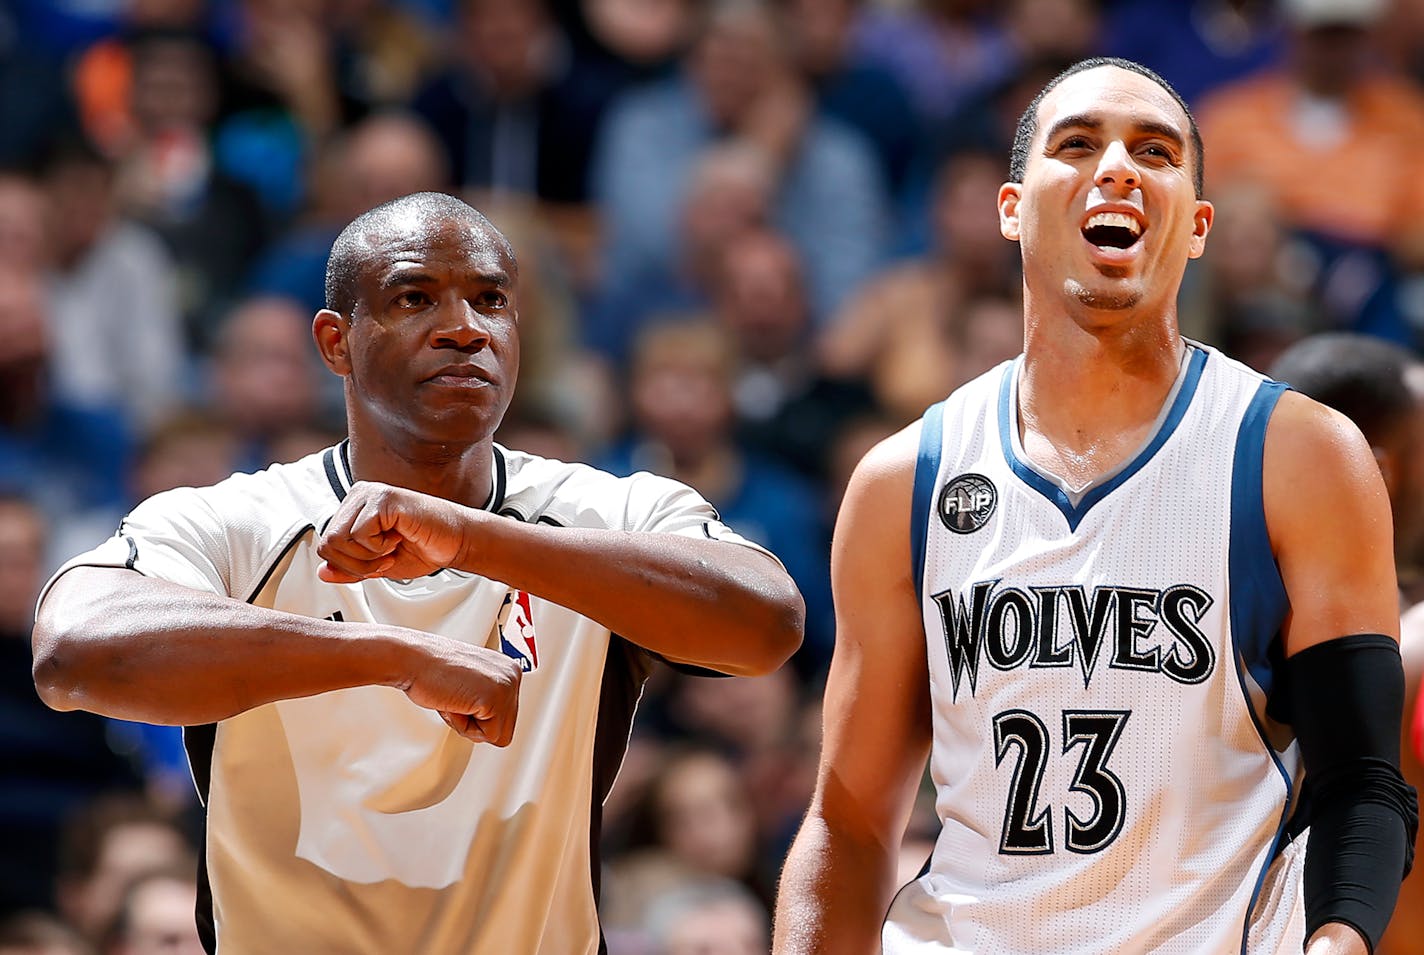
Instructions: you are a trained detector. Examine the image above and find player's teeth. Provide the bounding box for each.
[1085,212,1141,235]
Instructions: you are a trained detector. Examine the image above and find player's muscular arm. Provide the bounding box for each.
[316,482,804,677]
[1265,392,1408,955]
[1265,391,1399,655]
[33,566,521,743]
[773,425,932,954]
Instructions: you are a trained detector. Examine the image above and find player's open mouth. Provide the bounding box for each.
[1081,211,1143,251]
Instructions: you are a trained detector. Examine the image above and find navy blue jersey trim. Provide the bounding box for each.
[912,403,946,604]
[1228,380,1289,694]
[998,347,1209,531]
[1226,379,1292,954]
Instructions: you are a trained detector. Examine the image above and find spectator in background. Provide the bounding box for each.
[584,141,775,361]
[1268,333,1424,955]
[0,913,93,955]
[208,296,337,472]
[592,0,887,329]
[69,0,223,159]
[604,746,770,939]
[54,797,195,947]
[849,0,1013,126]
[115,28,267,351]
[315,0,440,114]
[602,320,832,661]
[412,0,601,204]
[220,0,345,142]
[0,496,142,919]
[1102,0,1285,105]
[656,666,818,853]
[540,0,701,290]
[208,0,434,218]
[0,172,49,274]
[129,412,241,506]
[711,228,874,484]
[777,0,920,198]
[1178,181,1319,370]
[908,0,1099,251]
[642,879,769,955]
[564,0,693,103]
[0,269,131,559]
[1268,334,1424,605]
[100,866,203,955]
[1197,0,1424,339]
[39,134,185,436]
[821,150,1021,423]
[1001,0,1102,91]
[247,110,449,317]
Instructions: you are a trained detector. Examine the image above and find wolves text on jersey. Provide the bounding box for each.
[932,581,1215,700]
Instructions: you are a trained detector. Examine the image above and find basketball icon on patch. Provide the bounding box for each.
[939,473,997,534]
[496,590,539,672]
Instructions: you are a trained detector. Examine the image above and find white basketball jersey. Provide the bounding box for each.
[884,344,1308,954]
[45,443,774,955]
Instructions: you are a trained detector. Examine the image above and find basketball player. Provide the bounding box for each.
[1268,333,1424,955]
[31,192,804,954]
[773,59,1417,954]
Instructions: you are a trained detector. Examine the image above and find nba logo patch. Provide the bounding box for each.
[496,590,539,672]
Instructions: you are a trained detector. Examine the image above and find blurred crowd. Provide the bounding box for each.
[8,0,1424,951]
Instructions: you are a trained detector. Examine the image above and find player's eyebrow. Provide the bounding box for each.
[379,267,512,292]
[1043,113,1101,146]
[379,268,438,291]
[1044,113,1186,152]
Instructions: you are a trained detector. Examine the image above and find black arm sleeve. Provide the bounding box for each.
[1287,633,1419,952]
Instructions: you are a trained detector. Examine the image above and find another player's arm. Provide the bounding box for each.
[316,485,805,677]
[772,425,932,953]
[1264,391,1417,955]
[33,567,521,743]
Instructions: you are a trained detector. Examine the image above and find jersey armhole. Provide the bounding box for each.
[912,402,946,604]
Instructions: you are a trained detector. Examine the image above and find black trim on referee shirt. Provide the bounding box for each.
[322,444,345,501]
[322,441,508,514]
[490,445,507,512]
[339,439,355,487]
[186,521,315,955]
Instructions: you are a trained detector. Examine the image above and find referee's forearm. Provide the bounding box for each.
[457,517,804,675]
[32,565,411,723]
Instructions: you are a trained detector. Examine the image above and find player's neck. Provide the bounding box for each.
[345,434,496,509]
[1018,314,1186,473]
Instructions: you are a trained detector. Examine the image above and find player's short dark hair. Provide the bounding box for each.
[323,192,516,317]
[1268,333,1419,445]
[1008,57,1204,199]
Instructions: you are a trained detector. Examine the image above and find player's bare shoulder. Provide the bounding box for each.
[843,420,922,510]
[1263,388,1396,644]
[833,420,923,578]
[1263,389,1385,513]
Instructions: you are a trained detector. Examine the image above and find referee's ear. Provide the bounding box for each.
[313,308,353,377]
